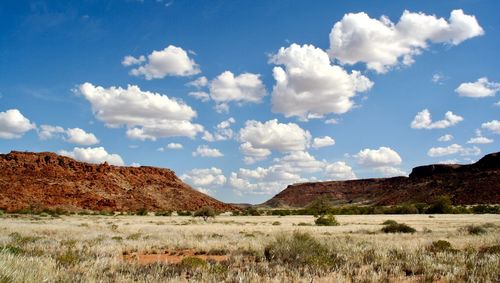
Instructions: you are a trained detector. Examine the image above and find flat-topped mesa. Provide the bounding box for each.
[263,152,500,208]
[0,151,236,212]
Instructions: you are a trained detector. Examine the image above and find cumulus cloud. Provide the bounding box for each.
[192,145,223,157]
[202,117,235,142]
[325,161,357,180]
[467,130,493,144]
[328,9,484,73]
[437,134,453,142]
[455,77,500,98]
[355,147,402,167]
[186,76,208,88]
[65,128,99,145]
[38,125,65,140]
[229,151,356,195]
[270,44,373,119]
[432,73,446,84]
[238,119,311,162]
[324,118,339,125]
[157,142,183,151]
[0,109,36,139]
[121,55,145,66]
[427,144,481,157]
[312,136,335,148]
[209,71,267,112]
[59,146,124,166]
[411,109,463,129]
[481,120,500,134]
[77,83,203,141]
[181,167,226,194]
[125,45,200,79]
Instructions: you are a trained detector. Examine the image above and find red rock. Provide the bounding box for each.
[0,151,236,212]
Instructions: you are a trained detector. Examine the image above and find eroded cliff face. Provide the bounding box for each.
[264,152,500,207]
[0,151,236,212]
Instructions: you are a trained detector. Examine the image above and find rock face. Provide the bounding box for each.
[0,151,236,212]
[264,152,500,207]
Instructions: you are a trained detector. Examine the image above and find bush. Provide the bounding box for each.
[381,223,416,233]
[154,211,172,216]
[177,211,192,216]
[194,206,216,221]
[426,195,453,214]
[264,232,335,268]
[315,214,339,226]
[306,197,332,216]
[178,256,207,270]
[465,225,487,235]
[382,220,398,225]
[427,240,455,253]
[136,208,148,216]
[272,221,281,226]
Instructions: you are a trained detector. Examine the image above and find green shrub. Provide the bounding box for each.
[272,221,281,226]
[154,211,172,216]
[381,223,416,233]
[194,206,217,221]
[177,211,192,216]
[426,195,453,214]
[136,208,148,216]
[55,248,81,267]
[382,220,398,225]
[427,240,455,253]
[264,232,335,268]
[315,214,339,226]
[465,225,487,235]
[478,245,500,254]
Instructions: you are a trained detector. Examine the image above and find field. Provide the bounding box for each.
[0,214,499,282]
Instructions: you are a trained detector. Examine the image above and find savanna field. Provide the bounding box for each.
[1,213,499,282]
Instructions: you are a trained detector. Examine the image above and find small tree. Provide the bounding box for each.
[426,195,453,214]
[306,197,332,216]
[194,206,216,221]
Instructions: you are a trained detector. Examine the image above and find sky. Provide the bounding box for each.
[0,0,499,204]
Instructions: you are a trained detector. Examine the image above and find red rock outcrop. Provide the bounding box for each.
[0,151,236,212]
[264,152,500,207]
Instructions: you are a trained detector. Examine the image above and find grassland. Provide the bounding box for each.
[0,214,499,282]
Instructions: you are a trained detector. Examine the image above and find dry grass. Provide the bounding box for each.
[0,214,499,282]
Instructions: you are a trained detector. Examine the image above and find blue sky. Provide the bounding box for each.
[0,0,499,204]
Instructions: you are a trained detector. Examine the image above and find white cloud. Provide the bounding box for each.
[186,76,208,89]
[202,117,236,142]
[355,147,402,167]
[455,77,500,98]
[229,151,356,195]
[209,71,267,112]
[411,109,463,129]
[325,161,356,180]
[374,166,407,177]
[312,136,335,149]
[192,145,223,157]
[121,55,146,66]
[188,91,211,102]
[481,120,500,134]
[270,44,373,119]
[427,144,481,157]
[467,130,493,144]
[167,142,183,149]
[238,119,311,162]
[77,83,203,141]
[65,128,99,145]
[432,73,446,84]
[126,45,200,79]
[0,109,36,139]
[328,9,484,73]
[39,125,99,145]
[38,124,65,140]
[437,134,453,142]
[130,162,141,167]
[437,159,459,164]
[324,118,339,125]
[59,146,124,166]
[181,167,226,189]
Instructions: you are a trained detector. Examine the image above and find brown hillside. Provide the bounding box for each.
[0,151,236,212]
[264,152,500,207]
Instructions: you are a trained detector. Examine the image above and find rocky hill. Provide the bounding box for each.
[264,152,500,207]
[0,151,236,212]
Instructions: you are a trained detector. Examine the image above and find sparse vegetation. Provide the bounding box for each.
[0,214,498,282]
[465,224,487,235]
